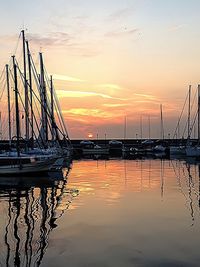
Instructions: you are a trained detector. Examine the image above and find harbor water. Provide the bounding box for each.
[0,159,200,266]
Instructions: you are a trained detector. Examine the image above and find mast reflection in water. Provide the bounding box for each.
[0,167,79,267]
[1,159,200,266]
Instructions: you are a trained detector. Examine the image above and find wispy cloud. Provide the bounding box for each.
[53,74,85,82]
[56,89,125,100]
[134,93,159,101]
[97,83,122,90]
[105,28,139,38]
[103,103,130,107]
[63,108,116,119]
[168,24,186,32]
[27,32,73,46]
[26,32,102,57]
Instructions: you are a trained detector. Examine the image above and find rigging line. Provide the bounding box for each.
[0,76,6,93]
[191,86,198,114]
[15,60,41,138]
[54,90,70,140]
[172,90,189,139]
[182,111,191,139]
[43,68,64,124]
[7,32,22,68]
[0,79,7,101]
[52,80,70,141]
[31,53,64,141]
[16,69,44,148]
[22,81,57,149]
[0,65,6,85]
[53,88,67,134]
[13,32,22,57]
[26,64,57,143]
[43,65,68,138]
[1,116,9,132]
[29,49,69,143]
[29,56,52,117]
[188,110,198,139]
[28,64,64,143]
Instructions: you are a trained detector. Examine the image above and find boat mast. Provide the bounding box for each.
[39,52,48,144]
[0,112,2,140]
[6,64,12,148]
[26,41,34,145]
[12,56,20,157]
[50,75,54,141]
[50,76,61,143]
[148,115,151,139]
[21,30,29,141]
[188,85,191,139]
[124,116,127,142]
[160,104,164,140]
[140,115,143,140]
[198,84,200,141]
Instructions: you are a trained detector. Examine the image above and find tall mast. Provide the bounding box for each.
[26,41,34,144]
[50,75,54,141]
[39,52,48,144]
[140,115,143,140]
[148,115,151,139]
[6,64,12,147]
[21,30,29,141]
[160,104,164,140]
[0,112,2,140]
[124,116,127,142]
[12,56,20,157]
[198,84,200,141]
[177,119,180,140]
[188,85,191,139]
[50,76,60,143]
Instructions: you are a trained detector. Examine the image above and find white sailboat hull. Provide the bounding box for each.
[0,157,58,175]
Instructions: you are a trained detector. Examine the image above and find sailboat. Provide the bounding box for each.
[0,55,58,174]
[170,85,192,156]
[186,85,200,157]
[0,30,71,174]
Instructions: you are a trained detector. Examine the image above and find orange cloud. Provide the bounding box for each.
[63,108,118,119]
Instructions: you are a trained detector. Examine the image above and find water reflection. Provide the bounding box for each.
[0,167,79,267]
[69,159,200,224]
[171,160,200,225]
[41,159,200,267]
[2,159,200,266]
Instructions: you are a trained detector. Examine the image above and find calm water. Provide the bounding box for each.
[1,159,200,267]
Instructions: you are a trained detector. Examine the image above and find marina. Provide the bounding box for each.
[1,1,200,266]
[0,31,71,176]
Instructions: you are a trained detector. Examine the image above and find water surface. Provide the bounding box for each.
[0,159,200,267]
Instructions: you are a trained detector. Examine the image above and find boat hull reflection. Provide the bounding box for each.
[0,165,79,267]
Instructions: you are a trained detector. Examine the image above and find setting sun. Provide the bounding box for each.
[88,133,93,138]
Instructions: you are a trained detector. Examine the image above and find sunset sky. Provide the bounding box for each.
[0,0,200,139]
